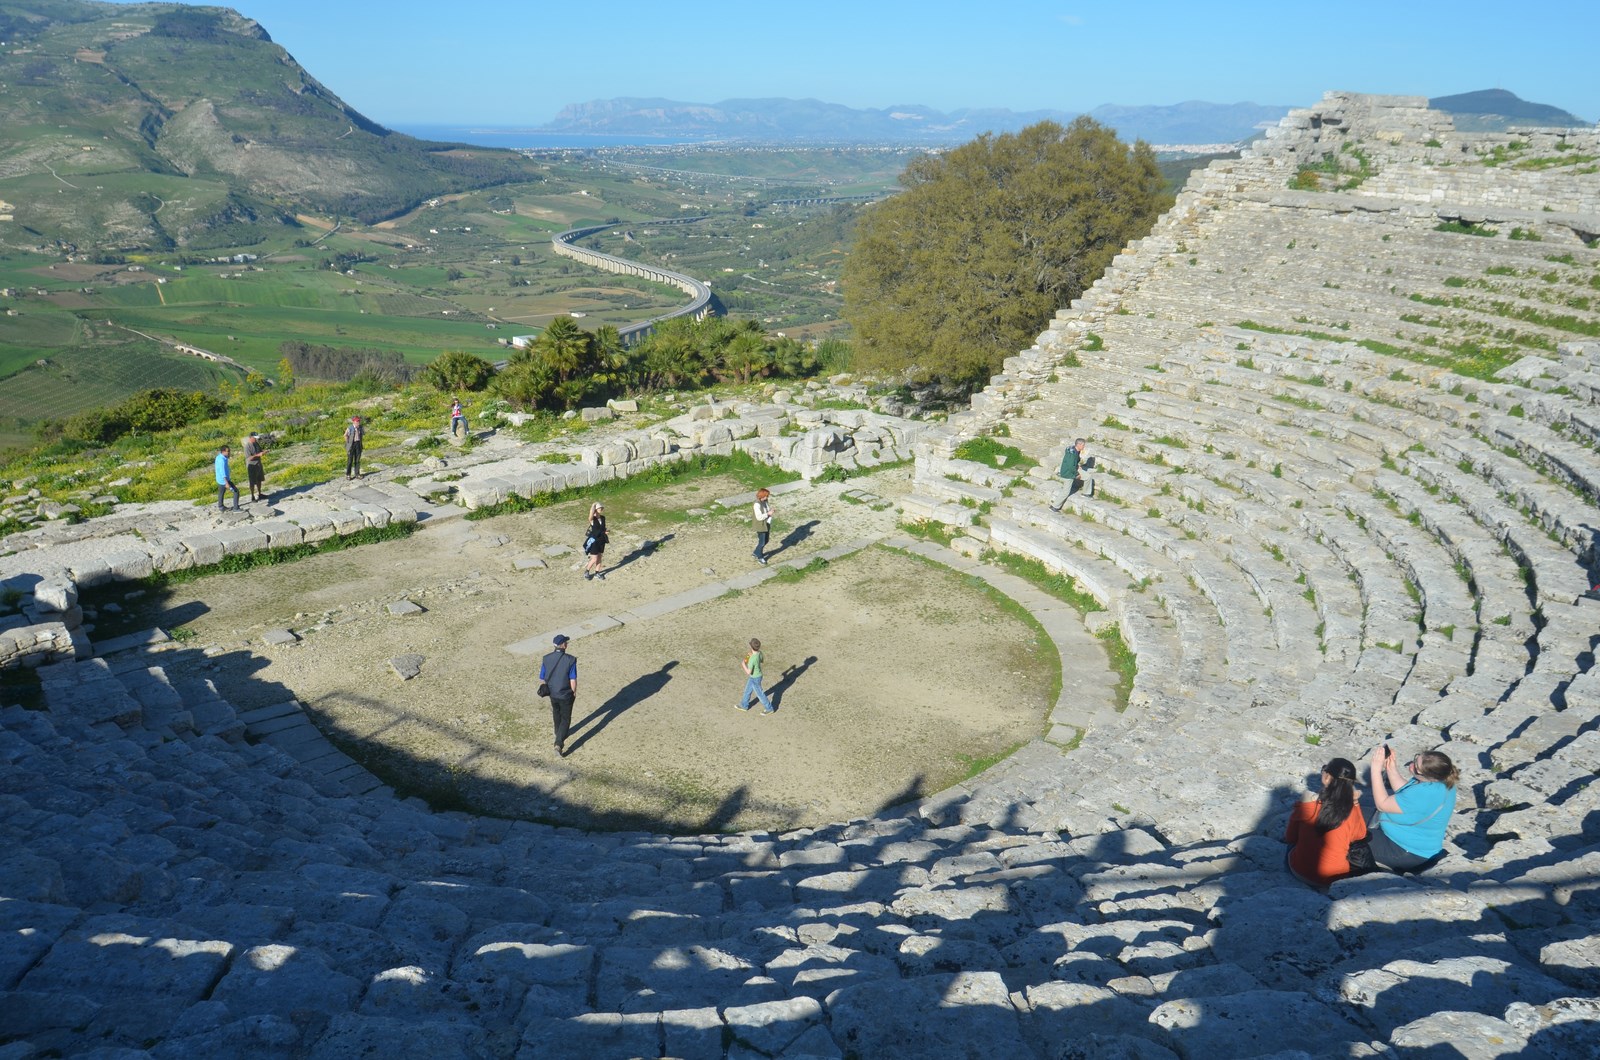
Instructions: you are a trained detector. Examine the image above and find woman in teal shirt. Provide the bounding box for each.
[1369,746,1458,873]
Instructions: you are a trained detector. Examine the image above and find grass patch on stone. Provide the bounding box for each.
[465,450,799,521]
[899,519,961,548]
[769,557,829,584]
[952,437,1036,471]
[983,550,1105,614]
[956,740,1029,781]
[159,523,415,587]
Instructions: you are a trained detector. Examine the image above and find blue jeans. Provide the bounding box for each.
[740,675,773,712]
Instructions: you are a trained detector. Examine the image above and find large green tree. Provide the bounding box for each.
[843,118,1170,386]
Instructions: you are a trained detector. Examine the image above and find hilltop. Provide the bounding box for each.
[1430,88,1590,131]
[0,0,542,252]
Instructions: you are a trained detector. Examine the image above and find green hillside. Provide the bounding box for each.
[0,0,543,253]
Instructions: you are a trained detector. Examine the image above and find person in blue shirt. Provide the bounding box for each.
[539,634,578,757]
[1368,745,1458,873]
[214,445,240,512]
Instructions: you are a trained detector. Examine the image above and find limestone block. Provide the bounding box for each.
[181,533,226,567]
[150,540,194,573]
[67,558,111,587]
[828,972,1029,1058]
[212,527,267,557]
[102,549,154,582]
[294,512,336,543]
[580,406,615,423]
[253,521,304,550]
[1149,989,1363,1057]
[328,510,366,535]
[695,424,733,448]
[577,447,601,468]
[382,505,418,525]
[1389,1011,1527,1057]
[722,997,824,1056]
[261,629,299,646]
[599,441,635,466]
[607,398,638,413]
[211,943,361,1018]
[22,913,235,1001]
[1503,997,1600,1055]
[459,478,512,508]
[389,654,424,680]
[349,503,392,530]
[521,1012,660,1058]
[32,579,76,613]
[690,405,716,421]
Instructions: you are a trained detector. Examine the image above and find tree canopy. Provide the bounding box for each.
[842,118,1171,387]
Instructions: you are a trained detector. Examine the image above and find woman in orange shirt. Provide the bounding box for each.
[1283,757,1366,891]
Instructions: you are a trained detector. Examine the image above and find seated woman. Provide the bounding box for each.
[1368,746,1458,873]
[1284,757,1366,890]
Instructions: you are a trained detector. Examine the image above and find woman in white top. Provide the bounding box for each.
[752,488,772,566]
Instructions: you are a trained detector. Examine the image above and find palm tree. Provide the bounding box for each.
[536,317,591,384]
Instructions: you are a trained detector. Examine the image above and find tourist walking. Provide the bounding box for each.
[243,430,266,503]
[214,444,240,512]
[737,637,774,714]
[539,634,578,756]
[752,488,773,565]
[1282,757,1367,891]
[450,398,466,438]
[1368,746,1458,874]
[582,502,608,580]
[1051,438,1088,511]
[344,416,364,480]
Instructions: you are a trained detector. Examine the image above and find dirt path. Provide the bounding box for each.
[128,469,1062,833]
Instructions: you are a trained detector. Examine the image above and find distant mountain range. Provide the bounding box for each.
[543,90,1593,145]
[542,98,1295,146]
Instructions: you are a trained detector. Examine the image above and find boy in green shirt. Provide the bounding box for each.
[737,637,775,715]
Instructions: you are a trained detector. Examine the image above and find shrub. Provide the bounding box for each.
[422,351,495,393]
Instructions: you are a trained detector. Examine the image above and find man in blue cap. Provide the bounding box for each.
[539,634,578,756]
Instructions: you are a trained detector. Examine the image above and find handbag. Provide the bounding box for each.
[1345,837,1376,874]
[537,681,551,698]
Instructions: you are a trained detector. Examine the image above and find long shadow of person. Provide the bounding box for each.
[769,520,820,560]
[766,656,818,711]
[606,533,675,575]
[565,661,678,756]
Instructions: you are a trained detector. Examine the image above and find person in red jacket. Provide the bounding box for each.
[1283,757,1367,891]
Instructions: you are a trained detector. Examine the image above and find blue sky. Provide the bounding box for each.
[117,0,1600,125]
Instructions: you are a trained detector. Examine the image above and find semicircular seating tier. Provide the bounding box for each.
[4,92,1600,1057]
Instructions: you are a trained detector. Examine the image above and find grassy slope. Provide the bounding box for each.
[0,0,544,252]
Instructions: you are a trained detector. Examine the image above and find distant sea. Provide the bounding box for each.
[394,124,719,150]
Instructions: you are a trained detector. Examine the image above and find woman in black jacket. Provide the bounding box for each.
[582,502,608,580]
